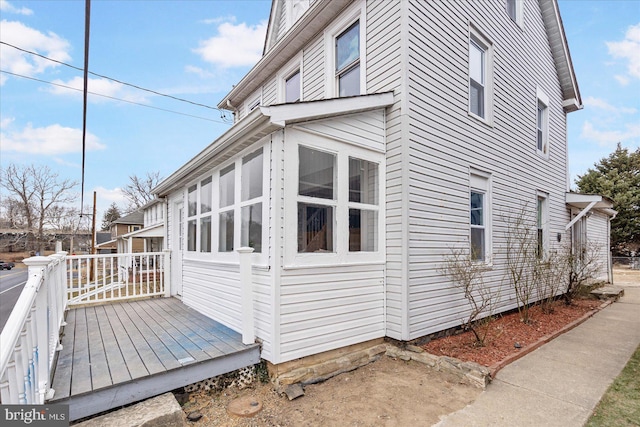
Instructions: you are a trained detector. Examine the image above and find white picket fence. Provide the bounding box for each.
[0,251,170,404]
[0,253,67,404]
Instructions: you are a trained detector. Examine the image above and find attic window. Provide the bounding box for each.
[336,20,360,97]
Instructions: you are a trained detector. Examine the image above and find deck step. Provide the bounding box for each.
[591,286,625,300]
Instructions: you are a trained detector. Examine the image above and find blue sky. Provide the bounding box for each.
[1,0,639,219]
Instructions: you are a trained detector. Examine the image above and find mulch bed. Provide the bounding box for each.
[421,298,603,368]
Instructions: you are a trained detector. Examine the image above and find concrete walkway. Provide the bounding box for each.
[435,285,640,427]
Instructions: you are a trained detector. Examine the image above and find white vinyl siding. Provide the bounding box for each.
[404,0,570,339]
[586,211,611,282]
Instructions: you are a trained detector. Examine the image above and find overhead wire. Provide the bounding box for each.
[0,40,233,122]
[0,70,229,123]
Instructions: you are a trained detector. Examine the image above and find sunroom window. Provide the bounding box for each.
[298,146,335,252]
[348,158,378,252]
[219,164,235,252]
[240,148,263,252]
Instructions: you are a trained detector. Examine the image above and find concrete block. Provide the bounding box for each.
[74,393,186,427]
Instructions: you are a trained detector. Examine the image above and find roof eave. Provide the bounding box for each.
[218,0,349,110]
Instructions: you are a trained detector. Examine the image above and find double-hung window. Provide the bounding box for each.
[536,194,548,259]
[470,171,491,262]
[469,27,492,122]
[335,20,360,97]
[536,88,549,156]
[469,39,486,118]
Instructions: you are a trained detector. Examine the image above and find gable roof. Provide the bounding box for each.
[112,210,144,225]
[223,0,582,113]
[539,0,582,112]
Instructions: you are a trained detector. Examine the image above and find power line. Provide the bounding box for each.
[0,40,233,122]
[0,70,227,123]
[80,0,90,213]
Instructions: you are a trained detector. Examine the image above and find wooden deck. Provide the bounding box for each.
[48,297,260,421]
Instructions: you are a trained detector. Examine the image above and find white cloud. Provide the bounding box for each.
[201,15,236,25]
[614,75,630,86]
[606,23,640,80]
[0,116,15,129]
[0,20,71,85]
[1,123,106,155]
[0,0,33,15]
[94,186,126,205]
[583,96,637,114]
[580,120,640,147]
[45,76,149,104]
[193,20,267,68]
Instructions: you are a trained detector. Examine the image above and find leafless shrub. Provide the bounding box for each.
[441,249,499,347]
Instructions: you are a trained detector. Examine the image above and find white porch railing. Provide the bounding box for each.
[66,251,170,306]
[0,250,172,404]
[0,253,67,404]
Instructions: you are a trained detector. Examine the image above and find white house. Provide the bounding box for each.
[153,0,615,368]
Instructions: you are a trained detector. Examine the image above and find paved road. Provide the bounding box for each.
[0,267,29,332]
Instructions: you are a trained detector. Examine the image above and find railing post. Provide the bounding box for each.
[22,256,52,404]
[237,247,255,345]
[163,249,171,298]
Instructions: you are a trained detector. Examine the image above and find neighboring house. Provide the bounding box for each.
[153,0,615,367]
[95,232,116,254]
[96,200,166,254]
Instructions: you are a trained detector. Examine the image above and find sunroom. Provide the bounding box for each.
[154,92,394,365]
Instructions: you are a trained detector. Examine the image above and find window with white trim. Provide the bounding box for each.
[185,147,266,256]
[469,27,493,122]
[506,0,523,26]
[536,88,549,156]
[336,20,360,97]
[285,70,301,103]
[286,130,383,265]
[324,1,365,98]
[470,171,491,262]
[536,194,548,259]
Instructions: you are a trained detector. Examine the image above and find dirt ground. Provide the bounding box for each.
[613,267,640,286]
[183,356,480,427]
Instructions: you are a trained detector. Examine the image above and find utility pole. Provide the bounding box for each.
[90,191,97,281]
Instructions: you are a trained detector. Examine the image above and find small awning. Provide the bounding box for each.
[565,193,616,230]
[119,223,164,239]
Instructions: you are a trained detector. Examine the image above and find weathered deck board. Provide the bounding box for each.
[48,297,260,422]
[50,308,76,400]
[70,307,92,395]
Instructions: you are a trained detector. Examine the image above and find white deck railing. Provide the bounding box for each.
[0,250,171,404]
[0,253,67,404]
[66,251,170,306]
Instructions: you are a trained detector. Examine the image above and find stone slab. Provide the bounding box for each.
[74,393,185,427]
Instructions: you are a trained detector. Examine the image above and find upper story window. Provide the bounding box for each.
[506,0,523,26]
[469,27,493,123]
[536,88,549,156]
[324,1,366,99]
[336,20,360,97]
[285,70,301,103]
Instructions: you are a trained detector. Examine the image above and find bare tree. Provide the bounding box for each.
[1,164,78,253]
[441,249,499,346]
[121,171,162,212]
